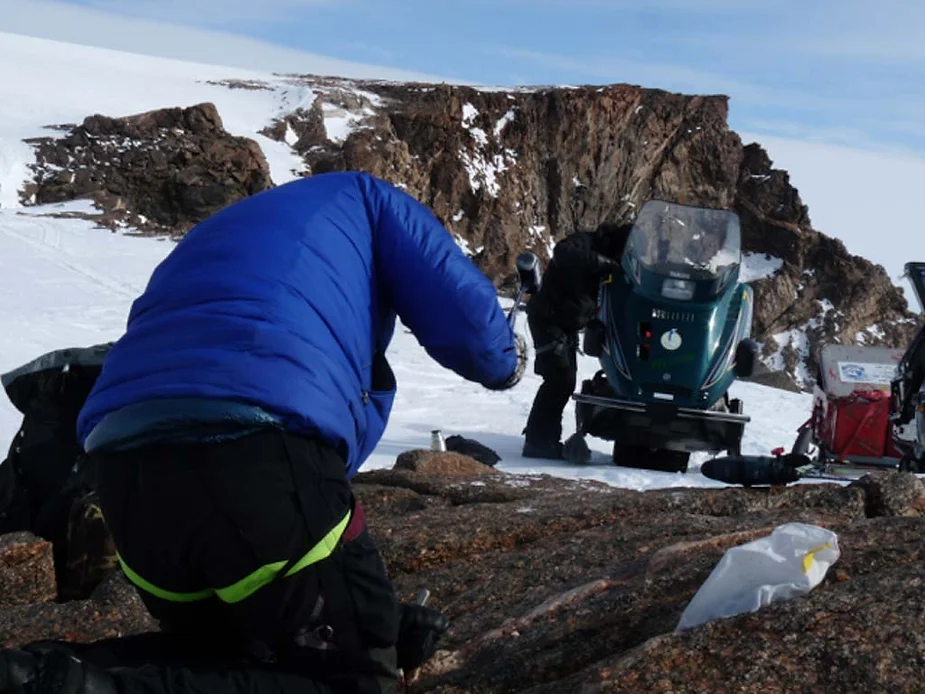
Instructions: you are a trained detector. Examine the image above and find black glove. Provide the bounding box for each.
[595,253,621,272]
[511,333,527,384]
[23,649,116,694]
[396,603,450,671]
[0,648,38,691]
[484,333,527,391]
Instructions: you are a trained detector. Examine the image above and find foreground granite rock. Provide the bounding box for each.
[0,570,156,648]
[0,533,57,608]
[395,449,502,477]
[521,517,925,694]
[0,457,922,692]
[352,465,923,693]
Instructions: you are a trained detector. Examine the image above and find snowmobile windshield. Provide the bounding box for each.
[626,200,741,280]
[906,262,925,313]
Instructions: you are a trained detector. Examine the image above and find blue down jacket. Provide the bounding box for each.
[76,172,517,478]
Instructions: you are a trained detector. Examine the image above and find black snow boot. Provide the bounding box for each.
[24,650,116,694]
[0,649,39,692]
[522,439,564,460]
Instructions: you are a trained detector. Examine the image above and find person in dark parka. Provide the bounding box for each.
[522,223,631,459]
[0,171,526,694]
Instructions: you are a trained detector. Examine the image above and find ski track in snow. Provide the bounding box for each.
[0,32,821,492]
[1,214,141,300]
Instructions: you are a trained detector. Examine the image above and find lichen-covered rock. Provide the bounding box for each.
[394,450,500,477]
[850,470,925,517]
[1,466,923,692]
[351,468,919,693]
[0,533,56,608]
[0,571,156,649]
[519,517,925,694]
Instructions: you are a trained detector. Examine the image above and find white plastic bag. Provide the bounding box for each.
[676,522,840,631]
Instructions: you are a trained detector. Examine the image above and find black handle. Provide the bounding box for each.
[701,455,801,486]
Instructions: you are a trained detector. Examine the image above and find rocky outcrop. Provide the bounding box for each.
[0,457,923,693]
[358,465,925,693]
[0,531,154,648]
[22,103,271,234]
[260,80,919,386]
[18,79,920,387]
[263,81,743,284]
[735,144,919,383]
[0,568,156,649]
[394,449,502,477]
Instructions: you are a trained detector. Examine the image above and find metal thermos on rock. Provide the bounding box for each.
[430,429,446,452]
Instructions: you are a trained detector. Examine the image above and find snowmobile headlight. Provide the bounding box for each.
[661,278,694,301]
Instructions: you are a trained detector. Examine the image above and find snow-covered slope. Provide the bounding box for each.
[0,31,377,206]
[0,33,815,490]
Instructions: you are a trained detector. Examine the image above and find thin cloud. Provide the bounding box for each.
[339,42,396,62]
[492,41,925,155]
[491,46,751,95]
[658,1,925,64]
[787,0,925,62]
[0,0,459,81]
[490,45,871,113]
[790,37,925,63]
[71,0,338,25]
[741,121,922,160]
[460,0,777,10]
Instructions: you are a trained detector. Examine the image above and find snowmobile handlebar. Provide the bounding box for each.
[507,251,542,330]
[516,251,542,295]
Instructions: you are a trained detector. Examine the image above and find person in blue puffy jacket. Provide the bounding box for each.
[0,172,525,694]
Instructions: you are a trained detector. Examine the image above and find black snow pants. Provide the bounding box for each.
[82,429,400,694]
[523,313,578,446]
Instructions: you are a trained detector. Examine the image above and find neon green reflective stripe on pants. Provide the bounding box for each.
[116,510,352,604]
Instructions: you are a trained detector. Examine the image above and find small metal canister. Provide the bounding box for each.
[430,429,447,452]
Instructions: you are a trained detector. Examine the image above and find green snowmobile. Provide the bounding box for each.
[566,200,759,472]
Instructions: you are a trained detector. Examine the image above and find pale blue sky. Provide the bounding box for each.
[5,0,925,156]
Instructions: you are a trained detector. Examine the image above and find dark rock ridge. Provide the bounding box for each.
[1,452,924,693]
[735,144,918,383]
[21,102,271,235]
[18,78,921,387]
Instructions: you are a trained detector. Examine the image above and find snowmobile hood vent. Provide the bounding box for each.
[651,308,696,323]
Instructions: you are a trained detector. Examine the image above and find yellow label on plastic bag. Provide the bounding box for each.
[802,542,832,574]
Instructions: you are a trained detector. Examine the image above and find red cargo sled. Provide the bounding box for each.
[791,344,905,468]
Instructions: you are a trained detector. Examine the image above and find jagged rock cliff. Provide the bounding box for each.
[18,77,920,388]
[735,145,917,383]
